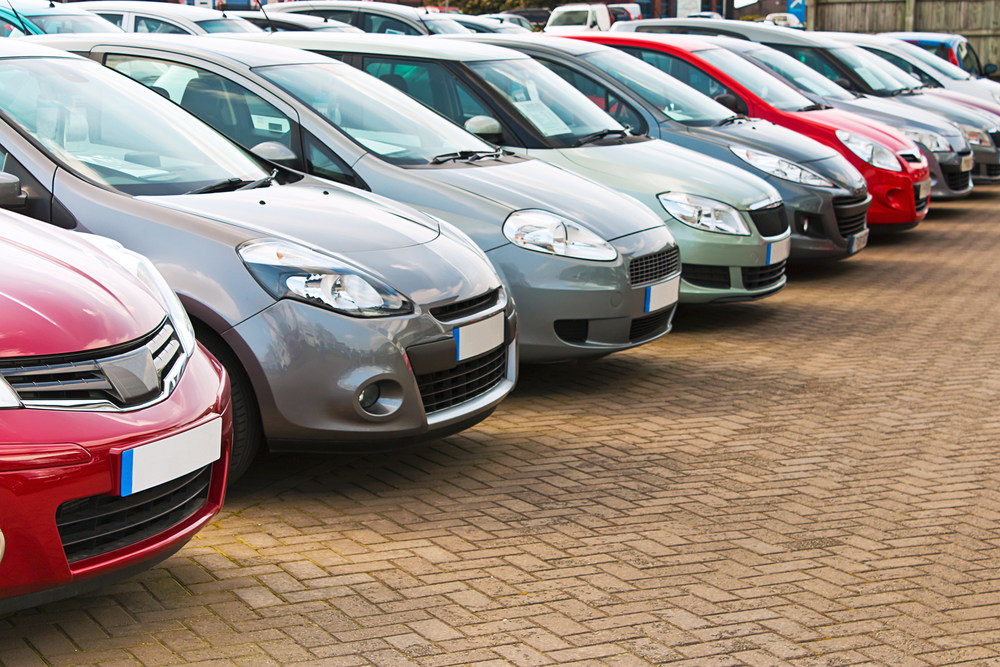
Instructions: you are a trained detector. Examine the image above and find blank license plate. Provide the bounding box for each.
[645,276,680,313]
[961,154,975,171]
[767,237,791,265]
[454,313,504,362]
[918,180,931,199]
[849,228,869,255]
[120,418,222,496]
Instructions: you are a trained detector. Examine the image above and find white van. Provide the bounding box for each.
[543,3,611,32]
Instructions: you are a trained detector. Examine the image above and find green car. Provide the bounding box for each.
[227,33,792,303]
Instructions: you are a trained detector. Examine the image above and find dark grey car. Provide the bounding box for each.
[0,40,517,479]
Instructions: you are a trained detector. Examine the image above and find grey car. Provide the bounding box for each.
[0,39,517,479]
[461,34,871,260]
[40,33,681,361]
[708,37,976,199]
[266,1,471,35]
[612,19,1000,187]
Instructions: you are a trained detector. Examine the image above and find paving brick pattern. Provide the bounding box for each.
[4,189,1000,666]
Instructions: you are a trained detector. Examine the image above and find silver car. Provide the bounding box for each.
[0,40,517,479]
[73,1,263,35]
[40,33,682,362]
[265,1,471,35]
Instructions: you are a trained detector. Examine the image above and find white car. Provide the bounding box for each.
[544,3,611,32]
[73,1,263,35]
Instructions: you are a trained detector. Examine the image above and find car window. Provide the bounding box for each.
[619,46,733,101]
[362,13,420,35]
[363,56,496,128]
[538,59,646,133]
[768,45,845,84]
[95,12,123,28]
[959,42,980,75]
[863,47,939,86]
[303,131,360,188]
[29,13,121,34]
[134,16,188,34]
[194,18,262,33]
[105,54,300,164]
[306,9,355,23]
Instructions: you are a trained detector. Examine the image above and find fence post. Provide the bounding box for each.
[904,0,915,31]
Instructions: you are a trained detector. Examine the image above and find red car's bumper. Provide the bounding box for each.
[0,344,231,613]
[860,161,931,227]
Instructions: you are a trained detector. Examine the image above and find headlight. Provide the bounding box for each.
[730,147,834,187]
[658,193,750,236]
[835,130,902,172]
[502,210,617,261]
[961,124,992,147]
[899,128,951,152]
[83,234,197,357]
[239,239,413,317]
[0,377,20,409]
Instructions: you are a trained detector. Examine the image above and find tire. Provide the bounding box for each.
[193,323,263,484]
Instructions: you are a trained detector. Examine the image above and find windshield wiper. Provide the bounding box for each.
[238,169,278,191]
[573,128,629,147]
[430,150,502,164]
[797,103,827,112]
[716,115,748,126]
[186,177,251,195]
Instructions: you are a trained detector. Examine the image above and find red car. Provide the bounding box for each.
[0,211,231,614]
[574,33,932,230]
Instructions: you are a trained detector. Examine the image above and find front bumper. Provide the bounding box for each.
[226,295,517,452]
[863,161,931,227]
[927,148,975,199]
[769,179,870,262]
[0,345,231,614]
[972,139,1000,184]
[490,226,680,363]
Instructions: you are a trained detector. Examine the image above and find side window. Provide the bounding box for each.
[306,9,355,23]
[362,13,420,35]
[95,13,123,28]
[868,48,937,85]
[959,42,980,75]
[104,54,300,165]
[134,16,188,34]
[623,47,729,99]
[363,56,495,127]
[770,45,844,84]
[539,59,645,132]
[303,131,362,189]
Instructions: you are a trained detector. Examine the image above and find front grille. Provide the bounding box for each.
[898,150,922,163]
[682,264,730,289]
[990,131,1000,148]
[980,163,1000,178]
[554,319,588,343]
[742,261,786,290]
[0,320,183,409]
[56,466,211,563]
[914,184,930,213]
[944,167,972,191]
[430,289,499,322]
[749,203,789,238]
[832,193,869,237]
[416,345,506,414]
[629,309,672,341]
[628,246,680,285]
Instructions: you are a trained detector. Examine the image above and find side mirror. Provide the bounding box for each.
[835,78,853,90]
[714,93,741,114]
[464,116,503,144]
[985,63,998,76]
[250,141,298,166]
[0,172,26,209]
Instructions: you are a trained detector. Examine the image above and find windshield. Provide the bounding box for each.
[580,50,731,125]
[894,40,971,80]
[256,62,494,164]
[0,57,266,195]
[424,18,470,33]
[830,46,917,93]
[550,9,589,26]
[194,18,263,33]
[28,13,123,34]
[695,47,814,111]
[746,47,854,100]
[467,57,623,146]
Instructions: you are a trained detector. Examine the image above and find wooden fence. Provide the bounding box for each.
[811,0,1000,66]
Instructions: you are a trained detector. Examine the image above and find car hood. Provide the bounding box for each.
[140,183,440,253]
[552,139,779,210]
[424,157,664,240]
[825,95,964,136]
[0,214,166,358]
[691,118,841,163]
[894,91,1000,129]
[797,107,917,152]
[924,88,1000,124]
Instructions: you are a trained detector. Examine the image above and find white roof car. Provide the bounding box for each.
[73,1,263,35]
[266,1,471,35]
[228,10,362,33]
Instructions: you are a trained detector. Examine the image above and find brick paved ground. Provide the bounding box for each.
[5,187,1000,667]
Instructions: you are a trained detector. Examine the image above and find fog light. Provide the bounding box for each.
[359,384,380,410]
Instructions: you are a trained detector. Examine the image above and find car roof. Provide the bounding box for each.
[619,18,846,47]
[818,31,897,47]
[0,36,83,58]
[451,33,606,56]
[596,32,727,52]
[30,32,335,68]
[271,1,422,19]
[229,11,330,25]
[881,31,965,44]
[72,1,234,20]
[226,31,529,61]
[5,0,103,17]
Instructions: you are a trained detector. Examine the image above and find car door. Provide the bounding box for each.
[100,50,364,189]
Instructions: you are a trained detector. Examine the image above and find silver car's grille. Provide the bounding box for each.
[0,319,185,411]
[430,289,500,322]
[629,247,681,286]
